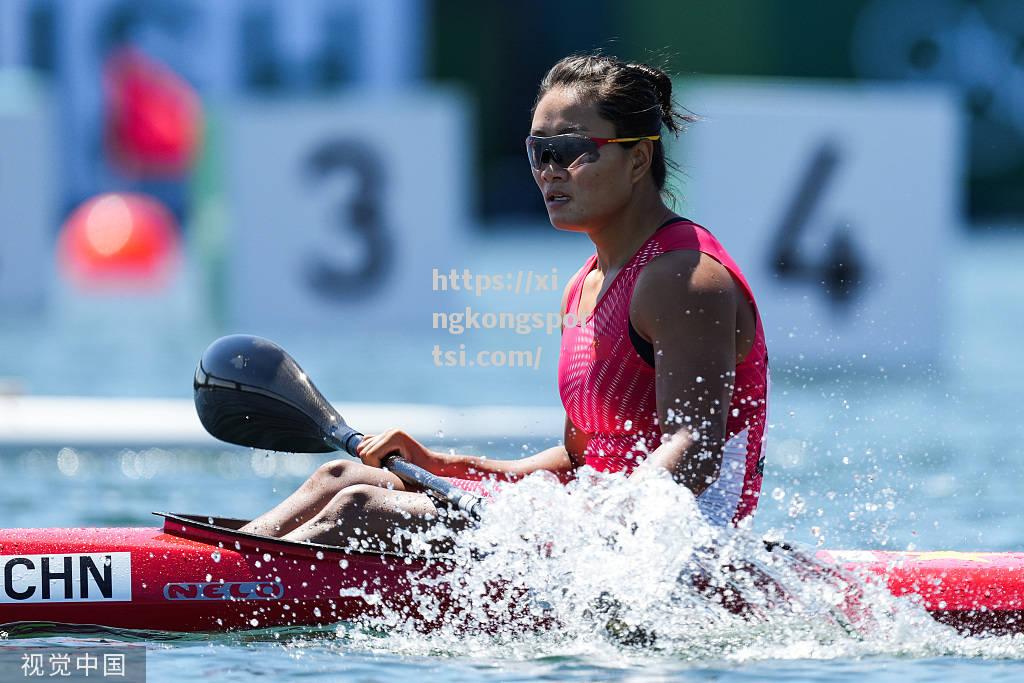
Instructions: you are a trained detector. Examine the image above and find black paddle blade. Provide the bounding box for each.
[194,335,347,453]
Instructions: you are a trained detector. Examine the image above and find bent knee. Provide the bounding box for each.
[313,458,355,480]
[307,459,362,492]
[328,483,381,511]
[304,484,381,530]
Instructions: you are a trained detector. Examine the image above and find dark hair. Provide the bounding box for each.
[534,53,697,192]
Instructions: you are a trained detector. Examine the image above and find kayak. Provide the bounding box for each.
[819,548,1024,635]
[2,512,1023,636]
[0,513,451,634]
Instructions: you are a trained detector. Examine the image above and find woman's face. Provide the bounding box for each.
[530,88,639,231]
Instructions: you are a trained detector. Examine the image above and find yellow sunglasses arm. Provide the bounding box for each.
[605,135,661,143]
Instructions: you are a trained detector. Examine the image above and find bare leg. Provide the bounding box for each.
[282,484,469,554]
[240,459,407,538]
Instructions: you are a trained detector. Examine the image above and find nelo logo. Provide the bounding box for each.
[163,581,284,601]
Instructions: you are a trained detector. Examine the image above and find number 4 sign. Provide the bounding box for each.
[671,79,961,367]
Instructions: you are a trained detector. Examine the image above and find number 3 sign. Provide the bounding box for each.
[225,90,471,332]
[671,79,961,367]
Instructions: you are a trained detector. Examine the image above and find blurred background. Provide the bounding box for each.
[1,0,1022,548]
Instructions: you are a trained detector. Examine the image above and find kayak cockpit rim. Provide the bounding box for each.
[153,512,454,562]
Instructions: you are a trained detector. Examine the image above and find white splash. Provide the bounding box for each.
[350,469,1024,662]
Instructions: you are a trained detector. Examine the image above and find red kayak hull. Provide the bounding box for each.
[819,549,1024,635]
[2,514,1023,635]
[0,514,444,633]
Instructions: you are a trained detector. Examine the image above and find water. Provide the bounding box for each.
[3,235,1024,679]
[4,438,1024,680]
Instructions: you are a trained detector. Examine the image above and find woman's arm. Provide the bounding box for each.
[628,250,743,495]
[430,412,588,481]
[355,413,589,482]
[356,269,591,481]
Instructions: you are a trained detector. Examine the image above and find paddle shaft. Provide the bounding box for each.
[327,426,484,520]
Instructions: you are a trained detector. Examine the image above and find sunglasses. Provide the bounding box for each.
[525,133,661,171]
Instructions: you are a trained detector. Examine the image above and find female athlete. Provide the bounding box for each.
[241,53,769,548]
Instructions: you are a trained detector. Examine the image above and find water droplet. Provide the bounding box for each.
[211,551,221,563]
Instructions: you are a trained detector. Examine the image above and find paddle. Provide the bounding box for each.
[192,335,865,636]
[193,334,485,520]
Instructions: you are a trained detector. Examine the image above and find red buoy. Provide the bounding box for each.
[57,193,181,288]
[104,47,202,177]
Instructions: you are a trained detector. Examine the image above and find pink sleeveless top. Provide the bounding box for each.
[558,219,768,524]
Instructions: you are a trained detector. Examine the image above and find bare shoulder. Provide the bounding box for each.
[633,250,736,306]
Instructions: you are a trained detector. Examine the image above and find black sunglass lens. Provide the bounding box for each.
[540,148,559,166]
[527,138,543,169]
[528,137,595,169]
